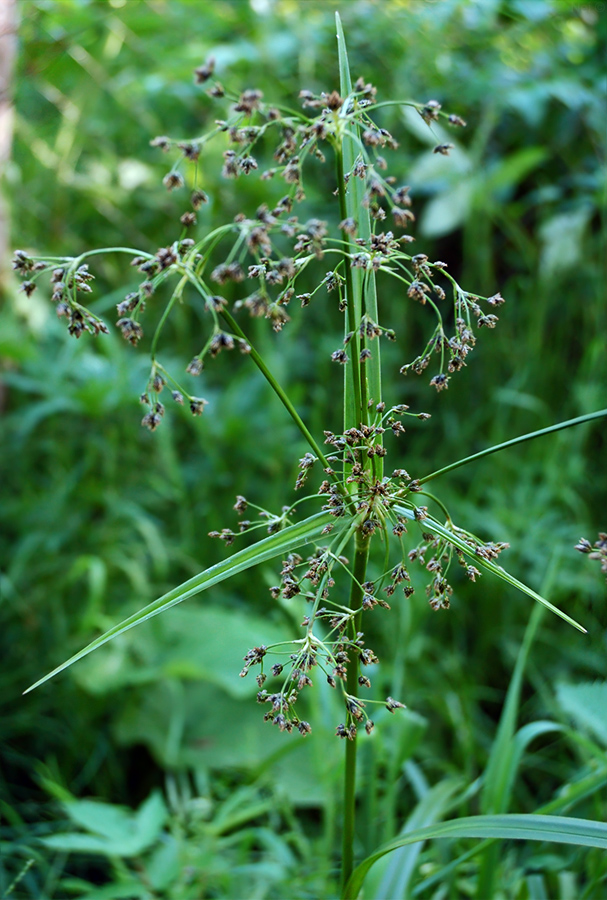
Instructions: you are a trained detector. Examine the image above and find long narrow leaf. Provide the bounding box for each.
[335,12,353,96]
[481,602,546,816]
[24,511,345,693]
[412,765,607,896]
[336,12,382,461]
[477,593,548,897]
[343,814,607,899]
[419,408,607,485]
[336,12,362,436]
[394,506,586,633]
[369,779,462,900]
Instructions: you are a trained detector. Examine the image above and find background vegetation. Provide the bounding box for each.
[1,0,605,897]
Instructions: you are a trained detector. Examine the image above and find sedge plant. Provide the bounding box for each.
[15,15,607,896]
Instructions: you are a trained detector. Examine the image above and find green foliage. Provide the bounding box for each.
[556,682,607,748]
[2,1,606,898]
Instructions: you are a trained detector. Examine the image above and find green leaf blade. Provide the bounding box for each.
[24,511,345,693]
[419,408,607,486]
[343,814,607,898]
[394,506,587,633]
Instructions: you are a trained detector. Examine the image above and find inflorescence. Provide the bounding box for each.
[12,62,504,430]
[13,59,512,738]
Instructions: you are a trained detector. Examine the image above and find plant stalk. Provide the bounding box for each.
[341,531,370,892]
[183,278,333,472]
[335,144,363,432]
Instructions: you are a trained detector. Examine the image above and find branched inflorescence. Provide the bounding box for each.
[14,58,511,737]
[576,533,607,583]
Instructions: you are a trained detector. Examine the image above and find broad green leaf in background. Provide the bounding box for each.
[72,605,293,697]
[539,207,592,280]
[485,146,547,194]
[556,681,607,747]
[113,680,342,805]
[41,792,166,858]
[420,180,475,238]
[61,881,150,900]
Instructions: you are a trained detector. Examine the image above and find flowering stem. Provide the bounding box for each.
[74,247,154,263]
[151,275,188,360]
[183,270,332,468]
[341,531,370,892]
[335,144,363,432]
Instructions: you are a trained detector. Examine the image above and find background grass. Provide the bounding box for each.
[1,1,606,897]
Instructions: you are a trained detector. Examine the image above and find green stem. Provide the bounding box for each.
[75,247,153,262]
[418,409,607,485]
[183,271,331,468]
[218,307,334,472]
[335,144,363,431]
[150,275,188,359]
[341,531,371,893]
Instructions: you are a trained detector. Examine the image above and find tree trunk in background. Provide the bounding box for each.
[0,0,17,290]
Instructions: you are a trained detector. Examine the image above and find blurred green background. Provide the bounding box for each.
[1,0,606,897]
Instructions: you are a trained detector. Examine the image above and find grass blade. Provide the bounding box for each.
[343,814,607,899]
[369,778,462,900]
[480,602,546,816]
[24,511,345,693]
[394,506,587,633]
[419,408,607,485]
[412,765,607,896]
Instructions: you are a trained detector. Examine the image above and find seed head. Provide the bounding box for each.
[186,357,203,376]
[189,397,208,416]
[193,57,215,83]
[163,172,185,191]
[116,318,143,345]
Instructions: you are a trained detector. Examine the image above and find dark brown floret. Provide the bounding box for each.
[178,142,201,161]
[234,89,263,114]
[430,373,449,391]
[323,90,343,110]
[150,135,171,151]
[163,172,184,191]
[420,100,441,123]
[189,397,208,416]
[116,318,143,345]
[194,57,215,83]
[331,349,349,364]
[186,357,203,376]
[191,189,208,209]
